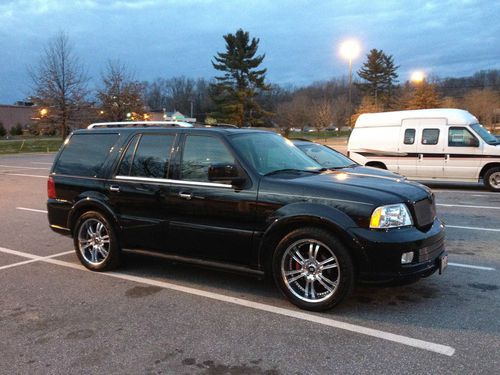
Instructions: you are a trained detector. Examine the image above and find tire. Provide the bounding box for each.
[484,167,500,192]
[272,227,355,311]
[73,211,122,271]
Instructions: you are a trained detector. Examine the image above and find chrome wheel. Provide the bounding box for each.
[281,239,340,303]
[77,218,110,265]
[489,172,500,189]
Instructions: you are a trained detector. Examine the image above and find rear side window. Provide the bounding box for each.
[404,129,416,144]
[54,133,119,177]
[118,134,175,179]
[422,129,440,145]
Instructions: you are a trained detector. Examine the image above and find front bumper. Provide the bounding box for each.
[348,219,446,282]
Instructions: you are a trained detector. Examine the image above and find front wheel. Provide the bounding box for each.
[484,167,500,192]
[73,211,122,271]
[272,227,354,311]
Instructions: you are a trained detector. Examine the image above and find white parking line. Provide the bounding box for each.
[0,245,455,357]
[16,207,48,213]
[448,262,495,271]
[0,164,49,170]
[0,250,74,271]
[31,162,53,165]
[433,190,498,195]
[447,225,500,233]
[437,204,500,210]
[3,173,47,178]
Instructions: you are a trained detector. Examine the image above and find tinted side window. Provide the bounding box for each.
[54,133,119,177]
[181,135,235,182]
[448,127,478,147]
[118,134,140,176]
[422,129,440,145]
[404,129,416,145]
[125,134,175,178]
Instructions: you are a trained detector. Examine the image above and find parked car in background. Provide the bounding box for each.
[348,109,500,191]
[47,123,446,311]
[291,139,404,179]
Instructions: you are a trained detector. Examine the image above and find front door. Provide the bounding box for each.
[444,126,482,180]
[166,134,258,265]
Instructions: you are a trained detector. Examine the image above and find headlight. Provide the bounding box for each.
[370,203,413,229]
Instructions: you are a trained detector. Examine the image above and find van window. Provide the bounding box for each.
[119,134,175,179]
[404,129,416,144]
[448,127,479,147]
[422,129,440,145]
[181,135,235,183]
[54,133,119,177]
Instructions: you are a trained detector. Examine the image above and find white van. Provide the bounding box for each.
[347,109,500,191]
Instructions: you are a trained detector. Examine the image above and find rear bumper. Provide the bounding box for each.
[348,219,446,282]
[47,198,72,236]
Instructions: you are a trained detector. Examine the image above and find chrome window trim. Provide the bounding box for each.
[115,175,232,189]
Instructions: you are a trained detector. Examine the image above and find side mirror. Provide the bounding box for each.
[208,163,245,185]
[470,138,480,147]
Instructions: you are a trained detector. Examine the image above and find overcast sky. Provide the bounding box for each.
[0,0,498,104]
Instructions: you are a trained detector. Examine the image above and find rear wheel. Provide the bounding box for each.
[73,211,122,271]
[484,167,500,192]
[272,227,354,311]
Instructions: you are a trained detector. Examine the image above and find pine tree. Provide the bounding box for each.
[406,81,441,109]
[210,29,269,126]
[357,49,399,109]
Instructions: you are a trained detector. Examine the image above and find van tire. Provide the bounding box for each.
[484,167,500,192]
[366,162,387,170]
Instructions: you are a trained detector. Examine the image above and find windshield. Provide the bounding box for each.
[296,143,355,168]
[230,132,322,175]
[470,124,500,145]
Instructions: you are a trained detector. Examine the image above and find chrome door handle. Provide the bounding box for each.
[109,185,120,192]
[418,154,423,161]
[445,154,450,161]
[179,192,192,200]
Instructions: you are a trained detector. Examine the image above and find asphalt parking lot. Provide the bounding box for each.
[1,153,499,374]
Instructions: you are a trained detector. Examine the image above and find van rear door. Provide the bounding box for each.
[398,120,418,178]
[416,124,446,179]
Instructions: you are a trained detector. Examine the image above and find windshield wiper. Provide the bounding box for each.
[264,168,323,176]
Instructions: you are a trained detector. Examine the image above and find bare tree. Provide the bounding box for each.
[310,98,334,131]
[97,61,145,121]
[29,32,89,139]
[462,89,500,130]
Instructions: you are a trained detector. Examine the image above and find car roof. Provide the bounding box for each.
[72,126,272,136]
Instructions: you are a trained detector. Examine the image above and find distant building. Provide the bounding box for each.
[0,103,37,131]
[146,110,196,123]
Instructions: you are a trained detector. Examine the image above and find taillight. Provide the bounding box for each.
[47,176,56,199]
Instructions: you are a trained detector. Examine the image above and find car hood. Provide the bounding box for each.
[266,170,432,206]
[337,165,402,178]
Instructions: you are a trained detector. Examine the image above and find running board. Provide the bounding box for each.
[124,248,265,278]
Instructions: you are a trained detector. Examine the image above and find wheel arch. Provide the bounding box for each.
[67,194,119,236]
[365,161,387,170]
[479,162,500,180]
[257,204,363,275]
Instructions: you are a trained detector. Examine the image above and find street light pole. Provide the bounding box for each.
[339,39,360,129]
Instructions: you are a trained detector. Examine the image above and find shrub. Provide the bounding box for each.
[9,123,23,136]
[0,122,6,137]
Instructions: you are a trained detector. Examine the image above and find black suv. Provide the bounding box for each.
[47,123,447,311]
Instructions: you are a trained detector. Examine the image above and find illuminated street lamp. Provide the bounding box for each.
[40,108,48,117]
[339,39,361,128]
[410,70,425,84]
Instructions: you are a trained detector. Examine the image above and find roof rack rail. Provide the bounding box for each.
[87,121,194,129]
[197,122,239,128]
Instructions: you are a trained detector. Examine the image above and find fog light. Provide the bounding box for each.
[401,252,414,264]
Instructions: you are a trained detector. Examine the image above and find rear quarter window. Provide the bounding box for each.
[54,133,119,177]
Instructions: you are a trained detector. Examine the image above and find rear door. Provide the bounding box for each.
[416,126,445,178]
[398,121,418,177]
[108,132,176,250]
